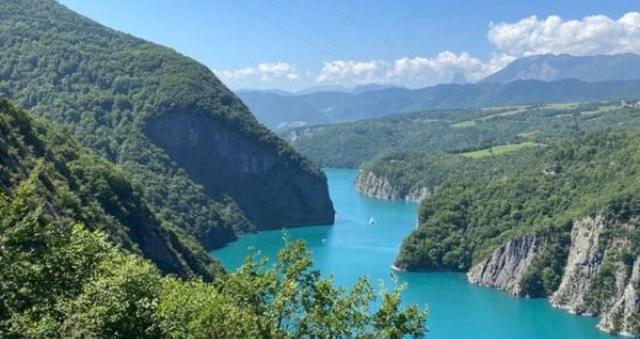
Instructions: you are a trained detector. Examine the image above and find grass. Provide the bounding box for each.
[461,141,543,159]
[451,120,477,128]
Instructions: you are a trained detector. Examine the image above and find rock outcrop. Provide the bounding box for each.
[599,258,640,336]
[355,170,431,202]
[468,234,545,296]
[468,215,640,336]
[550,216,606,314]
[145,109,335,233]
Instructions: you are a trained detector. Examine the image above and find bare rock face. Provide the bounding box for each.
[599,258,640,336]
[356,170,431,202]
[468,234,545,296]
[406,186,432,202]
[144,109,335,233]
[467,215,640,336]
[550,216,606,314]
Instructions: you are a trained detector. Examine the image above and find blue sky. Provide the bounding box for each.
[59,0,640,91]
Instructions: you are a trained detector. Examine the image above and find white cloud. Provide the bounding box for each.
[488,12,640,57]
[218,12,640,89]
[315,51,509,86]
[216,62,299,82]
[316,60,385,84]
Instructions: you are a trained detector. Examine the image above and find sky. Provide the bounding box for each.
[58,0,640,91]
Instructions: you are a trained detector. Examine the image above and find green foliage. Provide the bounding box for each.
[0,0,324,253]
[1,202,428,338]
[520,230,571,297]
[396,131,640,281]
[459,141,543,159]
[290,100,640,168]
[0,98,220,279]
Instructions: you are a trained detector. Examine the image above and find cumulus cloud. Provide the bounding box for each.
[488,12,640,57]
[315,51,509,86]
[217,12,640,89]
[315,60,385,84]
[216,62,299,82]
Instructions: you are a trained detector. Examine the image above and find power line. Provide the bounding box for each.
[316,0,400,53]
[229,0,344,60]
[265,0,373,61]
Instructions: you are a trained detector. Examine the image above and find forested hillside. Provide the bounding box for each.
[0,0,334,252]
[394,132,640,335]
[289,101,640,168]
[0,99,219,279]
[0,99,426,336]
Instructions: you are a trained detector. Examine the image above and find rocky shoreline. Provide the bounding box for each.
[355,170,432,202]
[467,215,640,336]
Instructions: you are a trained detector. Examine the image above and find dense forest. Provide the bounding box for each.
[0,99,427,337]
[395,131,640,301]
[0,0,333,255]
[288,101,640,168]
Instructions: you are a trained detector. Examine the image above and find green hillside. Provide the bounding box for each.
[0,0,334,252]
[288,101,640,168]
[0,98,426,338]
[395,131,640,294]
[0,99,219,279]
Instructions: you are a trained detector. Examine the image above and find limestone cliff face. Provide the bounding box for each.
[550,216,607,314]
[468,215,640,336]
[550,216,640,335]
[467,234,545,296]
[144,109,335,234]
[355,170,431,202]
[599,258,640,336]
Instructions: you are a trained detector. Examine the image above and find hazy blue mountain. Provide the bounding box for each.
[239,79,640,130]
[482,53,640,83]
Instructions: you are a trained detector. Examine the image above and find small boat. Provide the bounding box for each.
[368,218,376,225]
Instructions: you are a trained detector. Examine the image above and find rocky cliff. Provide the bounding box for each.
[468,215,640,336]
[467,234,546,296]
[145,109,335,232]
[355,170,431,202]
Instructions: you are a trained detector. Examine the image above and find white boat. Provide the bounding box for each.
[368,218,376,225]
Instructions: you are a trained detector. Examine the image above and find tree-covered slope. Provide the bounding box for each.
[394,132,640,335]
[0,0,334,251]
[289,100,640,168]
[0,99,220,280]
[0,103,426,336]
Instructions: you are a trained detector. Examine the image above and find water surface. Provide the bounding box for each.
[212,169,614,339]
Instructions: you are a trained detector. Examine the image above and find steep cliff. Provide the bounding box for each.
[466,215,640,336]
[467,234,546,296]
[0,0,334,254]
[145,110,334,230]
[550,216,607,314]
[599,258,640,336]
[356,170,431,202]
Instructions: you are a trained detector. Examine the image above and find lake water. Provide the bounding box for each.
[211,169,614,339]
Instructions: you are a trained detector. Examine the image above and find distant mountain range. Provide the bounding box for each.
[238,53,640,130]
[481,53,640,83]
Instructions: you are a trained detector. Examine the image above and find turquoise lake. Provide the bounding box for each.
[212,169,615,339]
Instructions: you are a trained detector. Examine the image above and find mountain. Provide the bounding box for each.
[0,0,334,253]
[482,53,640,83]
[239,78,640,130]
